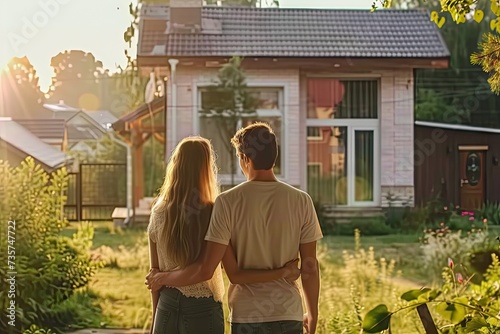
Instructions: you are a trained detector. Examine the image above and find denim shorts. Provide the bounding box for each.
[153,287,224,334]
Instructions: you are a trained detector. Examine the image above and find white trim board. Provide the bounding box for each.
[415,121,500,134]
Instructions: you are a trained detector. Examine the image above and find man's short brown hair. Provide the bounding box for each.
[231,122,278,170]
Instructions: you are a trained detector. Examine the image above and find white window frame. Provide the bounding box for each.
[305,78,381,207]
[194,81,288,184]
[350,126,381,207]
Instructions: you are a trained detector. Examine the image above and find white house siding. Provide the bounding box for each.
[380,69,415,207]
[166,66,301,187]
[167,66,415,207]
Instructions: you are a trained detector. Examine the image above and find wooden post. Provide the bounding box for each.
[131,124,144,209]
[76,169,82,222]
[416,304,439,334]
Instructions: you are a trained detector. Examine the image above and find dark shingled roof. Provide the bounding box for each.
[0,119,70,170]
[138,6,449,59]
[14,119,65,140]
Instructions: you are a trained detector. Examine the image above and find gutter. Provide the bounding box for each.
[168,59,179,151]
[109,132,133,225]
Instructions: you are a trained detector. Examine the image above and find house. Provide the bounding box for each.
[135,2,450,214]
[0,118,73,172]
[85,110,119,130]
[43,102,110,153]
[14,118,67,151]
[414,121,500,210]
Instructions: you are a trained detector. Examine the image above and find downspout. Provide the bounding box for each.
[168,59,179,150]
[109,132,133,225]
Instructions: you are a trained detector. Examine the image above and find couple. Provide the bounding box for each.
[145,122,323,334]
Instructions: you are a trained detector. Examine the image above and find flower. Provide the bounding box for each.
[469,217,475,221]
[456,273,463,283]
[448,258,454,269]
[483,218,488,223]
[443,206,448,211]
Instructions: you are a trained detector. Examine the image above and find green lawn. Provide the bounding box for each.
[321,233,429,284]
[62,221,430,333]
[63,221,146,250]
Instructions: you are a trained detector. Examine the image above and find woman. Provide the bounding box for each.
[147,136,299,334]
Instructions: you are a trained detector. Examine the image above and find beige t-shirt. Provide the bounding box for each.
[205,180,323,323]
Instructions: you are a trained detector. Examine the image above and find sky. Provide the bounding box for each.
[0,0,374,93]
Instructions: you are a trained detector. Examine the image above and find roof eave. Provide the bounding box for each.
[137,54,451,69]
[112,97,165,132]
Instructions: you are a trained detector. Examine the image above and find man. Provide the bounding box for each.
[146,122,323,334]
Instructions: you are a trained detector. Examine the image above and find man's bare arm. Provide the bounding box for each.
[300,241,320,334]
[146,241,228,291]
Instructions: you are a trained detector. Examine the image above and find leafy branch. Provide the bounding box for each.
[372,0,500,94]
[363,252,500,333]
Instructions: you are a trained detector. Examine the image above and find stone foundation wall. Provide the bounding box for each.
[381,186,415,207]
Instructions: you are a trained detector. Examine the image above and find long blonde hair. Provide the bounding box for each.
[151,136,219,268]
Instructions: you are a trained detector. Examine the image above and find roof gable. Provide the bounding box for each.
[138,5,449,59]
[0,119,71,169]
[84,110,118,129]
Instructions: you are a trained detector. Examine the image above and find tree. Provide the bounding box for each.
[373,0,500,95]
[386,0,500,127]
[111,51,151,114]
[0,56,48,119]
[48,50,109,110]
[199,56,259,187]
[415,89,471,123]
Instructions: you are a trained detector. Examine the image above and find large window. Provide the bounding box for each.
[199,87,284,177]
[306,78,379,207]
[307,126,348,205]
[307,79,378,119]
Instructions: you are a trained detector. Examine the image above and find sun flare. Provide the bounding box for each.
[0,52,12,72]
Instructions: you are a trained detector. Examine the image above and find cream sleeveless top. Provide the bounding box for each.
[147,205,225,302]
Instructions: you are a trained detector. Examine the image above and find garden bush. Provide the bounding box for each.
[419,222,494,282]
[477,201,500,225]
[335,218,395,236]
[0,158,102,333]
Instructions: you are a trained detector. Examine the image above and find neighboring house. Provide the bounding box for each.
[85,110,119,130]
[136,2,450,212]
[14,118,67,151]
[0,118,72,172]
[43,102,109,153]
[414,121,500,211]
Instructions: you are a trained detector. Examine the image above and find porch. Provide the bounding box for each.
[111,97,166,226]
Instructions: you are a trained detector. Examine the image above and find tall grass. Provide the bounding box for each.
[84,228,428,333]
